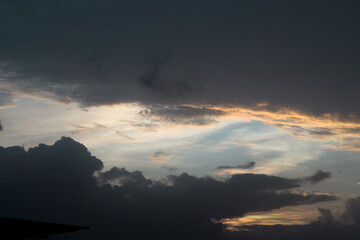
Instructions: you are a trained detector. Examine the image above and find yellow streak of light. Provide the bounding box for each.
[183,104,360,151]
[219,207,320,231]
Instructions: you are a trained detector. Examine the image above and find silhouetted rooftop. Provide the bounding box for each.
[0,217,88,239]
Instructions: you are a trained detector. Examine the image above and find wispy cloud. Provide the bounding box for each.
[301,170,332,184]
[70,123,108,135]
[160,165,179,172]
[147,151,174,163]
[131,103,360,151]
[115,130,136,142]
[182,105,360,151]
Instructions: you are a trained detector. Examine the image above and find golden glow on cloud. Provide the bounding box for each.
[220,206,320,231]
[5,89,360,152]
[182,104,360,151]
[290,190,340,198]
[0,104,15,110]
[3,96,360,178]
[215,165,286,176]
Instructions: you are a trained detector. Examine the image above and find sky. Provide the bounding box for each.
[1,1,360,239]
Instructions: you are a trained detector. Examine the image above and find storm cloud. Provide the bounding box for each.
[1,0,360,118]
[0,137,336,239]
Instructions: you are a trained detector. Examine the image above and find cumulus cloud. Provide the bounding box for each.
[342,197,360,225]
[97,167,152,187]
[317,208,336,226]
[0,137,337,239]
[216,161,256,170]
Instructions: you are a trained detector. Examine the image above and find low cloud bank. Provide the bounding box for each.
[0,137,350,240]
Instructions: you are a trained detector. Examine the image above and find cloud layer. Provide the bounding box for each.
[1,0,360,119]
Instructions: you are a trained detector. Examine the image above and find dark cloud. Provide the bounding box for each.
[318,208,336,226]
[342,197,360,225]
[302,170,332,184]
[1,0,360,118]
[124,105,226,131]
[139,105,225,126]
[0,137,336,239]
[97,167,152,187]
[216,161,256,170]
[0,121,2,131]
[138,56,196,98]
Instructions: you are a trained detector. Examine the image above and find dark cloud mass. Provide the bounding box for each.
[342,197,360,225]
[216,161,256,170]
[318,208,336,225]
[139,105,226,126]
[0,137,337,239]
[302,170,332,184]
[0,0,360,118]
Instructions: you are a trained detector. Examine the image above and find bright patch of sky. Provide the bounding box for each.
[1,97,360,200]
